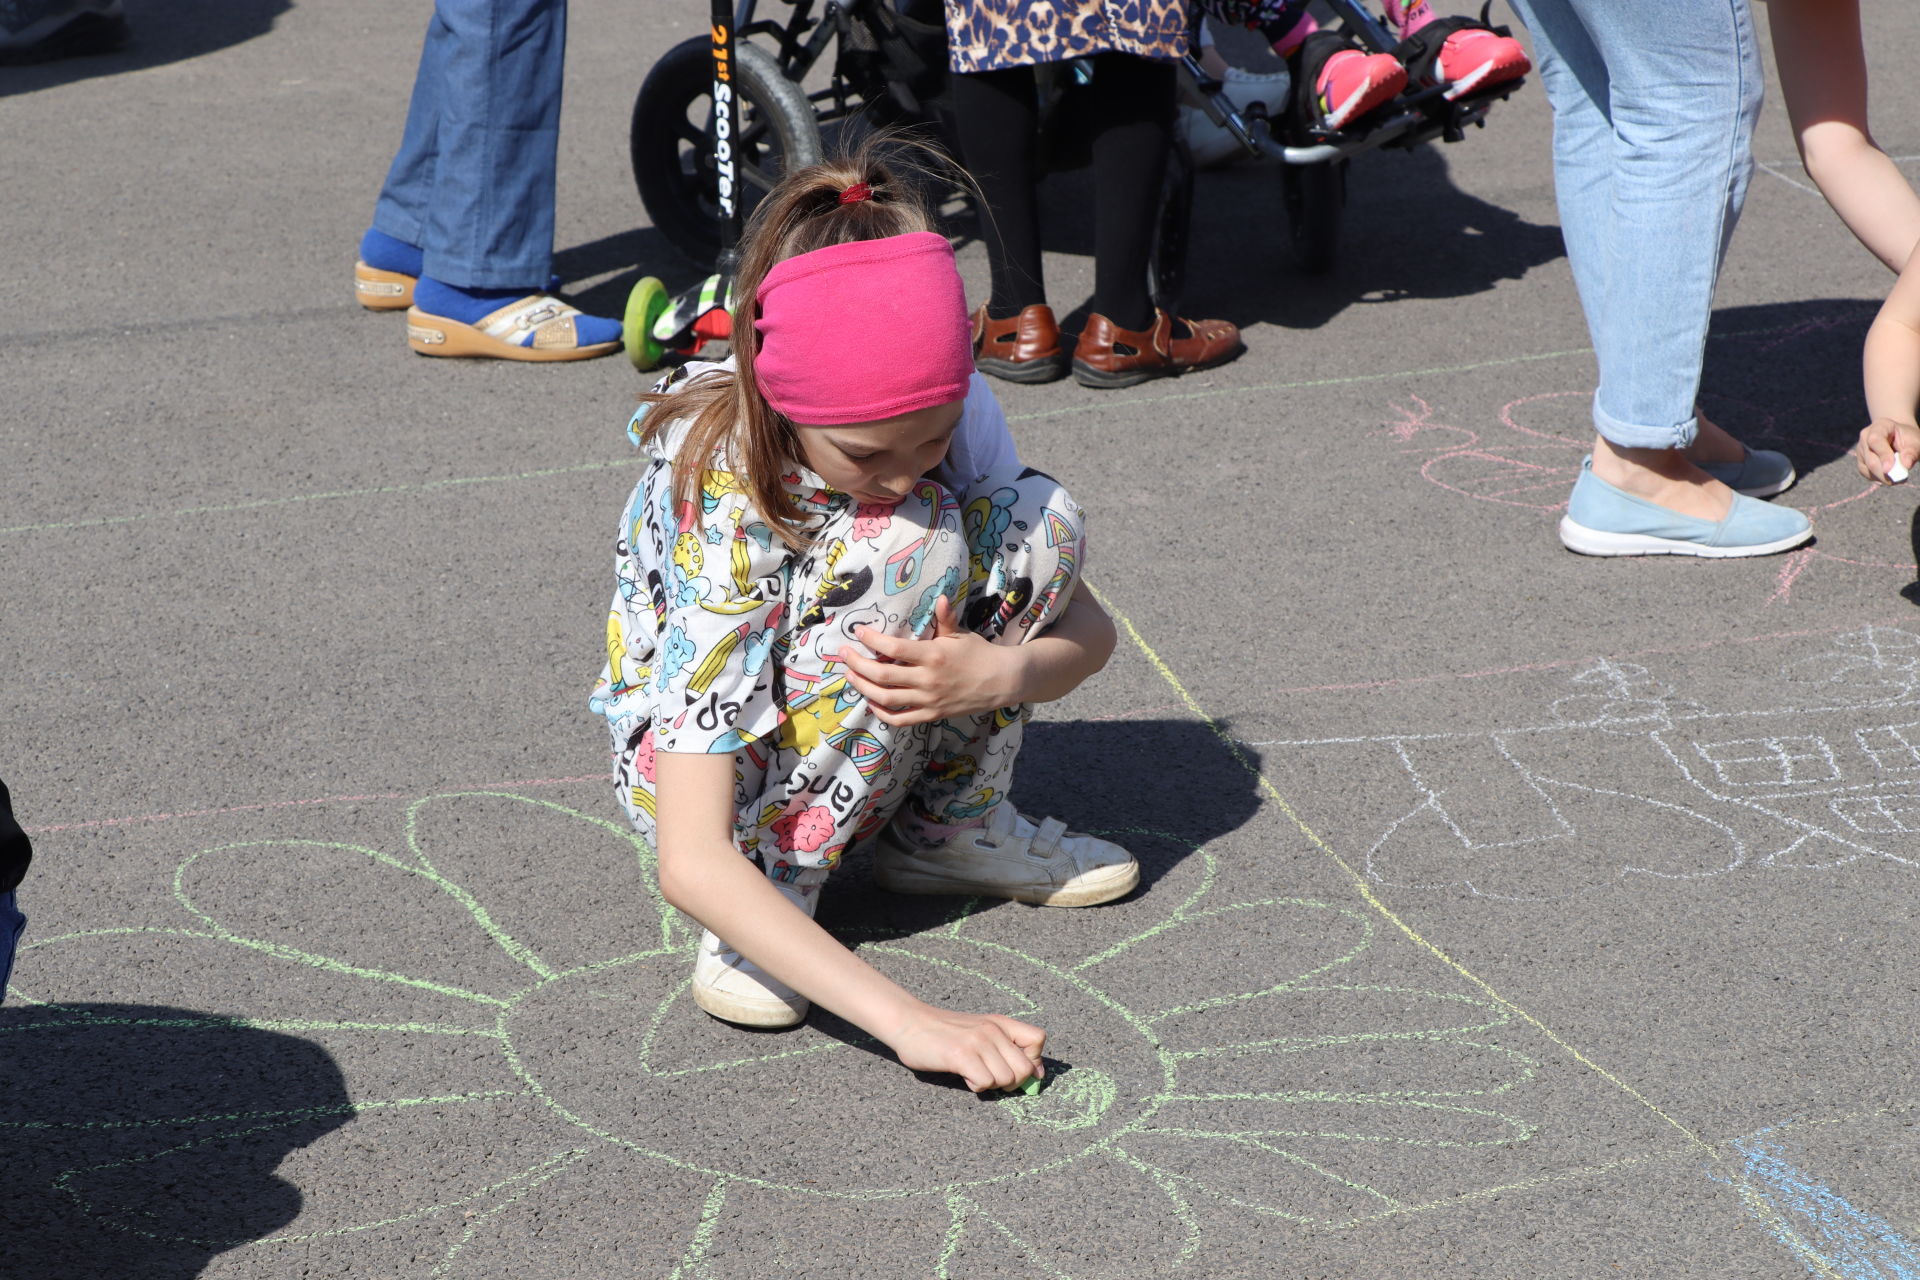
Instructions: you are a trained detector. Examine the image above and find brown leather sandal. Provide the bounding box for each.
[971,303,1069,384]
[1071,309,1243,389]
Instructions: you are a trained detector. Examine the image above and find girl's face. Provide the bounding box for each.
[795,398,965,506]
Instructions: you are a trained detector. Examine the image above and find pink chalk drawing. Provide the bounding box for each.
[1382,392,1917,604]
[772,800,836,853]
[1374,393,1583,512]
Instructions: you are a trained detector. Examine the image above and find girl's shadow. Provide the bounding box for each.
[833,716,1263,945]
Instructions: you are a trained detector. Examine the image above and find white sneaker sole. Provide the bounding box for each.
[874,858,1140,908]
[1558,515,1812,559]
[691,979,808,1028]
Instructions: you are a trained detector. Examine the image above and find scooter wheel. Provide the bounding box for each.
[625,276,670,370]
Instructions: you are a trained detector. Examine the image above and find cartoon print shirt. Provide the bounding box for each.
[590,360,1020,757]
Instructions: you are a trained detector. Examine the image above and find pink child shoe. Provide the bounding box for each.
[1385,0,1530,101]
[1294,31,1408,133]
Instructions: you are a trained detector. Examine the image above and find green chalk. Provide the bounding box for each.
[992,1075,1044,1098]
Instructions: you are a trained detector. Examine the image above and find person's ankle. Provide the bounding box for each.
[1683,410,1749,465]
[1590,436,1734,521]
[359,228,423,277]
[891,807,987,851]
[1269,10,1315,57]
[1385,0,1434,36]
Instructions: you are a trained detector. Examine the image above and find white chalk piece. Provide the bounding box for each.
[1890,460,1911,484]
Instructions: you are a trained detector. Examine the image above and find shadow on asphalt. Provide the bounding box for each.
[0,0,291,100]
[0,1002,350,1279]
[1707,296,1884,474]
[1044,140,1567,334]
[554,226,703,319]
[823,717,1263,949]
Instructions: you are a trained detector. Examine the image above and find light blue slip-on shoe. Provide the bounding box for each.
[1696,447,1797,498]
[1559,458,1813,558]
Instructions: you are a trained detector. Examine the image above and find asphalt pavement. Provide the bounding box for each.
[6,2,1920,1277]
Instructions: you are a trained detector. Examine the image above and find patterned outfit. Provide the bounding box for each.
[591,366,1090,887]
[944,0,1188,73]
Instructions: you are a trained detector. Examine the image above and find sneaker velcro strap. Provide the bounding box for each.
[1030,816,1069,858]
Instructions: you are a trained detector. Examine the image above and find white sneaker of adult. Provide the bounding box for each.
[691,881,818,1028]
[874,805,1140,908]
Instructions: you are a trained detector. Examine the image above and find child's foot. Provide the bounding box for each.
[691,881,819,1028]
[354,228,424,311]
[1294,31,1407,133]
[874,804,1139,907]
[1384,0,1529,101]
[407,277,623,361]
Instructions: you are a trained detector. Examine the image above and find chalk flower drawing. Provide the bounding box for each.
[8,793,1542,1277]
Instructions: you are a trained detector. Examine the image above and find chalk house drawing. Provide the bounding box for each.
[1254,627,1920,902]
[6,791,1548,1277]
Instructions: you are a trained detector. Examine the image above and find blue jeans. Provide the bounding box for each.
[1504,0,1762,450]
[0,891,23,1002]
[371,0,568,289]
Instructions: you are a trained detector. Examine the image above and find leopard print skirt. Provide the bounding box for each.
[944,0,1189,73]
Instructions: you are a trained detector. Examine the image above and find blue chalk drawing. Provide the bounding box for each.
[1719,1123,1920,1279]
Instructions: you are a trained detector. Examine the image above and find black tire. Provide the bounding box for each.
[1280,158,1346,275]
[632,38,826,263]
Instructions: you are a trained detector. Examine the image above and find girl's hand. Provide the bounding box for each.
[1856,418,1920,483]
[883,1003,1046,1093]
[834,598,1027,725]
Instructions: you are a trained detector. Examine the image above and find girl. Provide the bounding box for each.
[590,142,1138,1094]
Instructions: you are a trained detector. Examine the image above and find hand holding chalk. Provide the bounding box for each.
[1855,419,1920,485]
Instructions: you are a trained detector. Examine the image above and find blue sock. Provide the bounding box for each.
[414,276,622,346]
[358,228,423,277]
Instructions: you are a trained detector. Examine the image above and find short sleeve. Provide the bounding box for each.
[649,479,793,755]
[933,372,1021,489]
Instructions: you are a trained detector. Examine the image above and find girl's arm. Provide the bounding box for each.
[1769,0,1920,272]
[1858,244,1920,482]
[833,581,1118,726]
[652,751,1045,1091]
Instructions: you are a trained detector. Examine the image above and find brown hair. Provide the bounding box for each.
[634,132,957,547]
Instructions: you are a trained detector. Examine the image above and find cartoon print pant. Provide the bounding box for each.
[615,464,1088,886]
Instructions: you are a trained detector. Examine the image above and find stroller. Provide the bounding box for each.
[619,0,1525,368]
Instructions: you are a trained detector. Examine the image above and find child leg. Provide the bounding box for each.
[877,467,1139,907]
[614,480,972,1021]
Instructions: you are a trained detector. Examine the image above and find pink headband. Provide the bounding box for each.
[754,231,974,426]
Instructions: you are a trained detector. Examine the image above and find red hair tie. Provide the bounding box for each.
[838,181,873,205]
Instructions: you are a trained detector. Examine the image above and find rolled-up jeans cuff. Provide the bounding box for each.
[1594,395,1698,451]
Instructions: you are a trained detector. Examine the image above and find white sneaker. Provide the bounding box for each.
[874,805,1140,908]
[691,881,818,1028]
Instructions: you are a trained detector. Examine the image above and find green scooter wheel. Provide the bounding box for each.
[625,275,669,370]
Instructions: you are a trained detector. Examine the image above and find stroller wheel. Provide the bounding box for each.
[631,37,825,262]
